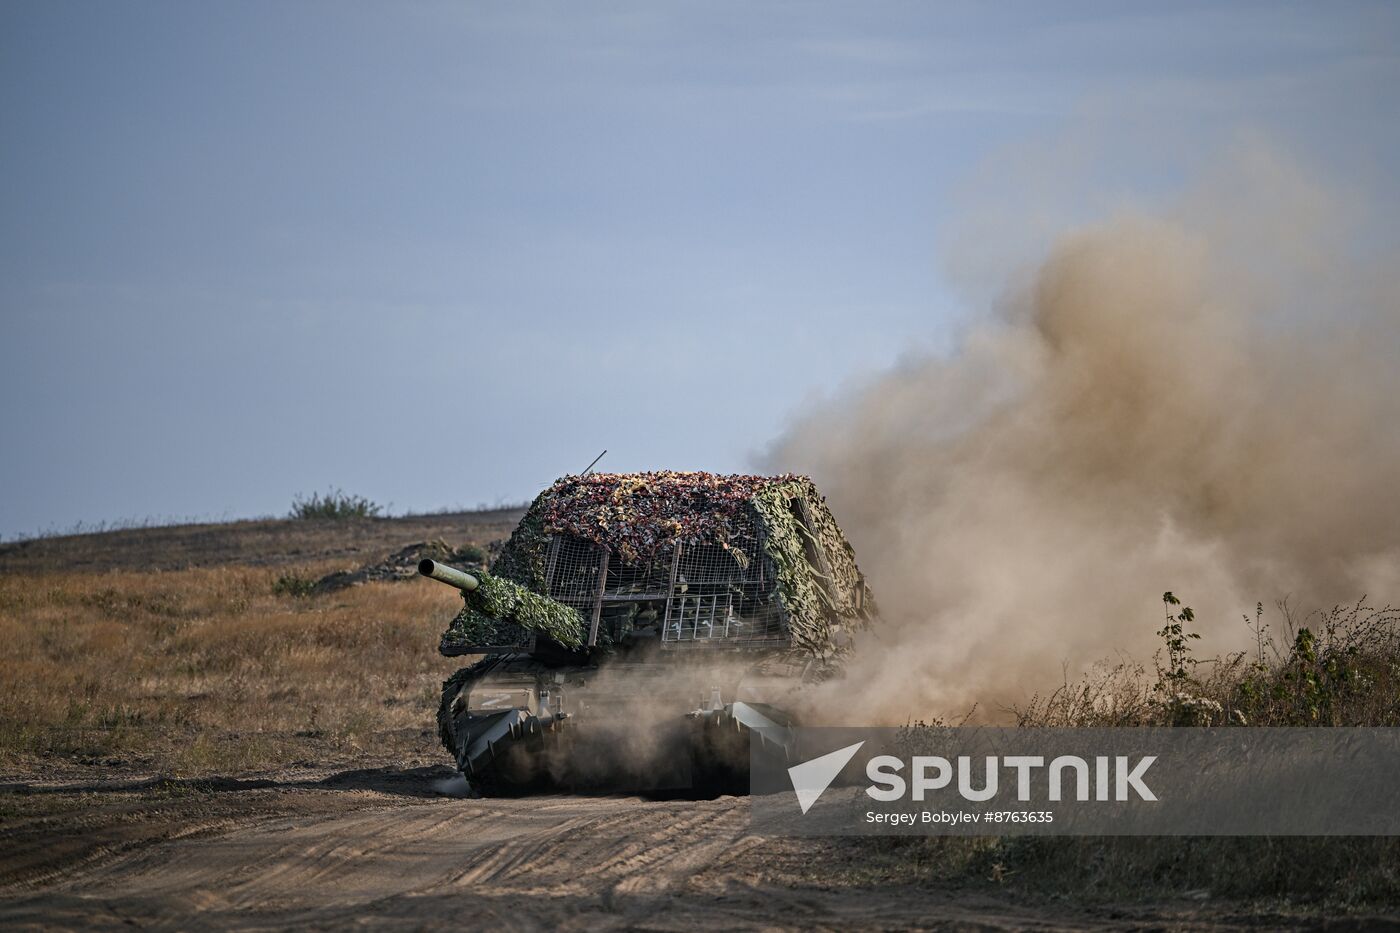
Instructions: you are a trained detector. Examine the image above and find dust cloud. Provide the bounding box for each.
[765,145,1400,720]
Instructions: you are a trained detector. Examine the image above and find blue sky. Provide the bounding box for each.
[2,1,1397,536]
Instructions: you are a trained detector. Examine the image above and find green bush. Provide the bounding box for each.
[456,542,487,565]
[289,489,383,521]
[271,572,316,598]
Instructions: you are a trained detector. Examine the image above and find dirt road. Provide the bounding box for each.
[0,767,1328,931]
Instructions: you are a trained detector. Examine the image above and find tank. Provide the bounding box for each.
[422,471,877,795]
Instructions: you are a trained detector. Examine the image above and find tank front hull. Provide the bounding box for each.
[437,655,800,795]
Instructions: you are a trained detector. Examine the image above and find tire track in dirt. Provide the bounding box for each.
[0,782,1336,931]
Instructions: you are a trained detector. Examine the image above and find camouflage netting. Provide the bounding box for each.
[539,472,795,561]
[750,479,870,652]
[439,568,585,653]
[484,471,874,655]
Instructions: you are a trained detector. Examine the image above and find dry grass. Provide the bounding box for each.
[876,595,1400,909]
[0,564,464,776]
[1012,598,1400,728]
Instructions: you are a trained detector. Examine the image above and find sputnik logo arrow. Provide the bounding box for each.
[787,741,865,814]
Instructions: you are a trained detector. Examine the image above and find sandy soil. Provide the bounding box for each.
[0,766,1362,932]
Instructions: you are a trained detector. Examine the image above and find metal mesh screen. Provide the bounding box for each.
[543,518,790,649]
[604,553,671,599]
[545,535,604,614]
[663,509,787,647]
[663,540,787,646]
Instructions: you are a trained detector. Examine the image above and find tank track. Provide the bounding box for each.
[437,659,494,765]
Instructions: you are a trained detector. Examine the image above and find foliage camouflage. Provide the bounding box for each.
[751,479,869,653]
[478,471,873,657]
[439,568,585,652]
[536,472,794,561]
[486,493,552,593]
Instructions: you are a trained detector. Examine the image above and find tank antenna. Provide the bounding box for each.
[580,449,607,477]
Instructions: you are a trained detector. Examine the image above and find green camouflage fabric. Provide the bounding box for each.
[439,568,585,652]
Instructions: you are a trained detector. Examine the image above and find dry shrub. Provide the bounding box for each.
[885,594,1400,908]
[1014,595,1400,728]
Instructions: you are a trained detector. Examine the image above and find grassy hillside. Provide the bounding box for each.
[0,510,520,777]
[0,508,524,575]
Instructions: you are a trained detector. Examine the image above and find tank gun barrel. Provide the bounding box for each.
[418,559,480,592]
